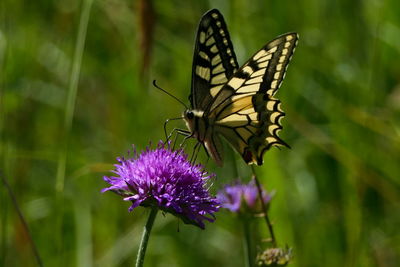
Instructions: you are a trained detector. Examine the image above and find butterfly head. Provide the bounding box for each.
[183,109,204,120]
[183,110,195,120]
[183,109,204,136]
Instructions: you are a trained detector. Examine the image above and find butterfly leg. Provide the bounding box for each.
[163,117,184,141]
[167,128,191,150]
[202,143,210,161]
[190,141,202,164]
[179,132,194,149]
[204,150,210,167]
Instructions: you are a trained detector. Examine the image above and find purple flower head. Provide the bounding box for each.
[102,141,219,229]
[217,180,273,214]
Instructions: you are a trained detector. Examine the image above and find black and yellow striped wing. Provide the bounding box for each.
[209,33,298,165]
[190,9,239,110]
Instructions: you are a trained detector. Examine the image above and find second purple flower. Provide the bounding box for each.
[217,180,273,214]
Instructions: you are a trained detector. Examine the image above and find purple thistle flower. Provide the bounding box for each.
[217,180,273,214]
[102,141,219,229]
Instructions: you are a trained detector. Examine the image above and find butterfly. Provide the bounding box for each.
[181,9,298,166]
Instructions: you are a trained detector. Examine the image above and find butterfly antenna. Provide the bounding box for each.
[153,80,188,109]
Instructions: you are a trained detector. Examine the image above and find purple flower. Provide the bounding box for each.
[217,180,272,214]
[102,142,219,229]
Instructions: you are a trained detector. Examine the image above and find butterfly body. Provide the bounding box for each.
[184,9,298,166]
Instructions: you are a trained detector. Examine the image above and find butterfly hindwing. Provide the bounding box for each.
[190,9,239,110]
[209,33,298,165]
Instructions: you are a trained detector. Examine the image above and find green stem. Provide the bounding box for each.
[54,0,93,262]
[251,165,277,247]
[56,0,93,193]
[136,208,158,267]
[242,218,253,267]
[1,171,43,267]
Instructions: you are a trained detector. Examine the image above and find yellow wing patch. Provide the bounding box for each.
[210,32,298,165]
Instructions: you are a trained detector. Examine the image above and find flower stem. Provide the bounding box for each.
[251,165,277,247]
[242,218,253,267]
[135,208,158,267]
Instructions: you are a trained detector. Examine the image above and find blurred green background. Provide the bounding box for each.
[1,0,399,266]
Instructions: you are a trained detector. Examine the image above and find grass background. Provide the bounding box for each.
[1,0,400,266]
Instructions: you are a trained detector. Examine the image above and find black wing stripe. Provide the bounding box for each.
[216,99,254,120]
[190,9,239,109]
[207,33,298,113]
[213,59,295,164]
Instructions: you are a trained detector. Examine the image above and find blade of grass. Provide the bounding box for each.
[0,2,9,265]
[54,0,94,263]
[55,0,94,193]
[75,198,93,267]
[1,170,43,267]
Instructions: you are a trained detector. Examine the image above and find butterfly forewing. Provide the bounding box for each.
[190,9,239,110]
[209,33,298,165]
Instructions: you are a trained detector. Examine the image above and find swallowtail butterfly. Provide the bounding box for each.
[182,9,298,166]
